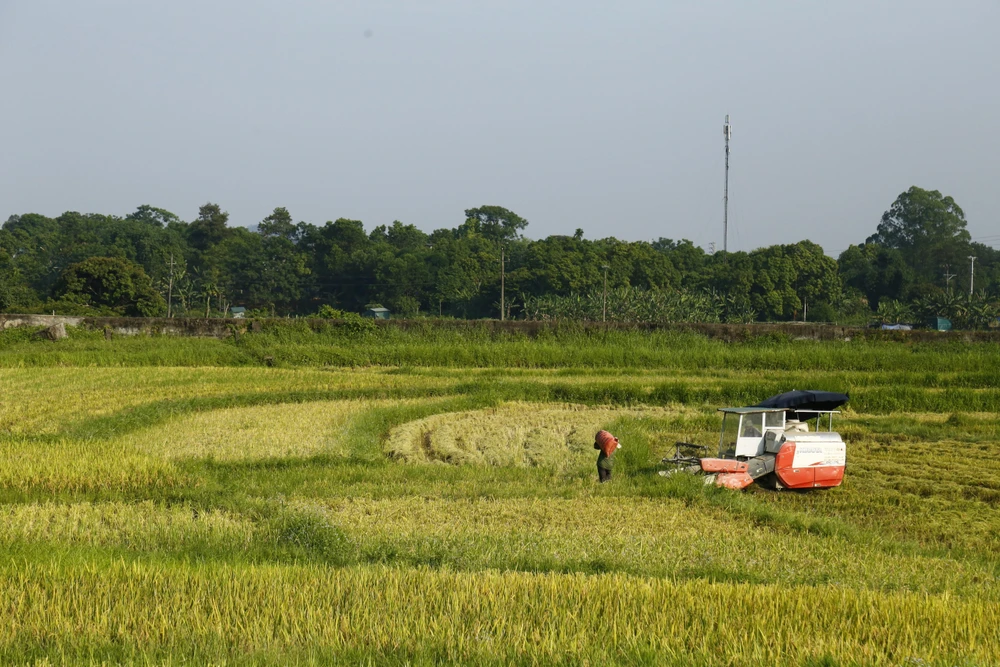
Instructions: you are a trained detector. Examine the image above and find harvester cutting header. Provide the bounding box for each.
[661,390,850,490]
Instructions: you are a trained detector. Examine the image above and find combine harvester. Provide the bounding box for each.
[661,390,849,490]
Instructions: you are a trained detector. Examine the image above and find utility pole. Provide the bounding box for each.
[601,264,610,323]
[499,246,505,321]
[723,114,732,253]
[969,256,977,296]
[167,253,175,318]
[943,265,956,294]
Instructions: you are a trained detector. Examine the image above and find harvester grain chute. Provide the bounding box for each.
[660,390,849,490]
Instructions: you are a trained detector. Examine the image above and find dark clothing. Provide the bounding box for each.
[597,448,614,482]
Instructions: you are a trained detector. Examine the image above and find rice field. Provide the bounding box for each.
[1,326,1000,665]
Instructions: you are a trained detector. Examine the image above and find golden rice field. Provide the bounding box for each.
[1,330,1000,665]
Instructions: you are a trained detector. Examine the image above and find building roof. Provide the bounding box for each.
[231,306,247,313]
[367,307,390,312]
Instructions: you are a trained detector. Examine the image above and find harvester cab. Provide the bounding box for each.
[662,390,849,491]
[719,407,786,458]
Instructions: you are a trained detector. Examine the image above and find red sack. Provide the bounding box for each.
[595,430,619,457]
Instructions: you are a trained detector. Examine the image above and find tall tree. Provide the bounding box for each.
[258,207,298,240]
[866,187,971,285]
[126,205,181,228]
[212,225,309,314]
[461,206,528,243]
[785,241,841,318]
[1,213,67,297]
[0,250,35,311]
[188,203,230,252]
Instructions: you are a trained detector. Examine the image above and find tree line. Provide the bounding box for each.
[1,187,997,326]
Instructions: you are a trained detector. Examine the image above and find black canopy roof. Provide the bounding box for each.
[755,390,849,411]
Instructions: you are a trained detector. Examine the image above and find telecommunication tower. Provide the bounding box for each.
[723,115,732,253]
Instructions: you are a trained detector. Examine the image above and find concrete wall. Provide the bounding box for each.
[0,314,239,338]
[0,314,85,329]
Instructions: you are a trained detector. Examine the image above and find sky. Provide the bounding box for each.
[1,0,998,255]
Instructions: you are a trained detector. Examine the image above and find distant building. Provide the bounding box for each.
[230,306,247,319]
[363,307,390,320]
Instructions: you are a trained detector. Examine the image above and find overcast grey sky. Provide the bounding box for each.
[1,0,998,254]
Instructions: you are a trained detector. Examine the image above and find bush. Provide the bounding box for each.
[316,304,353,319]
[53,257,165,317]
[806,301,839,323]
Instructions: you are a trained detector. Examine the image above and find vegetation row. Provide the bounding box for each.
[2,187,998,327]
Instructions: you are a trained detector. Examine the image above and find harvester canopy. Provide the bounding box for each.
[755,390,849,412]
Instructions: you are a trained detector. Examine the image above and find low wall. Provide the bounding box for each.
[0,314,86,329]
[1,313,998,343]
[0,314,237,337]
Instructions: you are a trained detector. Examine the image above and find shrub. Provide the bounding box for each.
[53,257,164,317]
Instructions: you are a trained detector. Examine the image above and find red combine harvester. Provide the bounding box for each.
[660,390,849,490]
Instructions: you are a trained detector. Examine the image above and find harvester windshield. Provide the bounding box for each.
[720,413,739,456]
[717,407,786,458]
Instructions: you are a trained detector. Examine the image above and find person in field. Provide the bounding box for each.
[594,430,621,483]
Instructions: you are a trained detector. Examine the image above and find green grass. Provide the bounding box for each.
[4,321,1000,374]
[1,327,999,664]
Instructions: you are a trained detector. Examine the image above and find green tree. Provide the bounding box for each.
[126,205,181,228]
[702,243,839,321]
[258,207,298,240]
[746,246,799,320]
[188,203,231,252]
[210,225,309,314]
[431,235,506,317]
[521,235,603,296]
[866,187,971,285]
[297,218,375,312]
[611,241,680,291]
[704,251,755,317]
[461,206,528,243]
[838,243,912,310]
[362,222,433,316]
[653,239,708,288]
[54,257,165,316]
[785,240,842,319]
[0,252,36,312]
[1,213,67,297]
